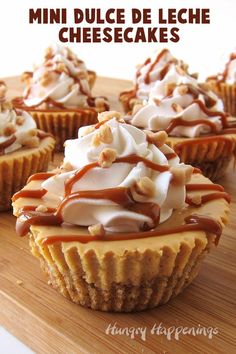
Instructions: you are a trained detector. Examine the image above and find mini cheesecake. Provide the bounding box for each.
[12,112,230,311]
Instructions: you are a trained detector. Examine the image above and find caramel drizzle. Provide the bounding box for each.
[143,49,169,84]
[64,154,169,196]
[27,172,56,183]
[0,136,17,152]
[12,189,47,202]
[41,215,222,246]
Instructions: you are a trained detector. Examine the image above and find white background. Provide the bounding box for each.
[0,0,235,81]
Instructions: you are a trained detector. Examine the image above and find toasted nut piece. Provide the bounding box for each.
[28,129,37,137]
[22,136,40,148]
[136,177,156,197]
[188,194,202,206]
[21,71,33,83]
[145,130,168,148]
[99,124,113,144]
[16,116,25,126]
[35,205,48,213]
[3,123,16,136]
[60,161,74,172]
[176,65,185,75]
[98,111,121,122]
[170,165,193,185]
[0,82,7,99]
[1,101,12,111]
[198,82,210,92]
[131,177,156,202]
[130,98,142,109]
[56,62,67,73]
[80,126,95,137]
[91,133,101,147]
[16,280,23,286]
[153,98,161,106]
[132,103,143,115]
[98,148,117,168]
[45,46,53,60]
[191,72,199,80]
[95,97,106,110]
[88,223,105,236]
[40,71,53,87]
[165,83,176,96]
[177,84,188,95]
[172,103,183,113]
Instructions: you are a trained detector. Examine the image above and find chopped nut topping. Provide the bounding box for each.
[88,223,105,236]
[198,83,210,92]
[60,161,74,172]
[170,165,193,185]
[3,123,16,136]
[56,62,67,73]
[45,46,53,60]
[153,98,161,106]
[16,116,25,126]
[0,101,12,112]
[35,205,48,213]
[165,83,176,96]
[189,194,202,205]
[0,82,7,99]
[40,71,53,87]
[98,148,117,168]
[21,71,33,83]
[145,130,168,148]
[130,98,142,109]
[80,126,95,137]
[191,72,199,80]
[97,110,122,123]
[16,280,23,286]
[177,84,188,95]
[132,103,143,115]
[131,177,156,202]
[95,97,106,110]
[22,136,40,148]
[176,65,185,75]
[92,124,113,147]
[172,103,183,113]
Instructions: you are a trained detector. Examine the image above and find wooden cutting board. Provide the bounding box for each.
[0,76,235,354]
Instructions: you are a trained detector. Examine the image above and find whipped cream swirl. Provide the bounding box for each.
[135,49,188,101]
[42,116,192,233]
[23,52,91,109]
[131,65,225,138]
[0,101,38,154]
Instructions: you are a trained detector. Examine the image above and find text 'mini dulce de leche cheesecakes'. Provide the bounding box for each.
[12,111,230,312]
[0,81,55,211]
[130,64,236,181]
[13,44,109,151]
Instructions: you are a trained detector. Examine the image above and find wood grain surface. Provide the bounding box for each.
[0,76,235,354]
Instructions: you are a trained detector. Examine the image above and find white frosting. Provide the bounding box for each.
[42,118,189,233]
[0,106,37,154]
[23,49,91,108]
[135,49,184,101]
[132,65,224,138]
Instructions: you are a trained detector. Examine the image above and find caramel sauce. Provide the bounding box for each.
[0,136,17,152]
[164,152,177,160]
[64,154,169,196]
[186,183,224,192]
[41,214,222,246]
[165,117,218,135]
[144,49,169,84]
[186,192,230,207]
[27,172,56,183]
[12,189,47,202]
[16,212,62,237]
